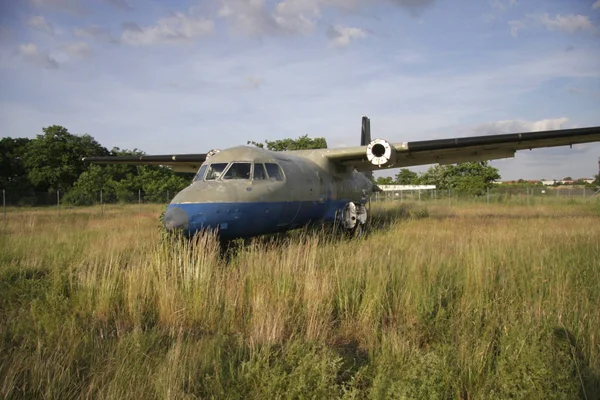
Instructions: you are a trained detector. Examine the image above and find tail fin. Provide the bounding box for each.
[361,115,374,180]
[361,115,371,146]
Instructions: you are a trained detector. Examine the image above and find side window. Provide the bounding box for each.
[253,163,267,180]
[193,164,208,182]
[265,163,284,181]
[205,163,229,180]
[223,162,251,180]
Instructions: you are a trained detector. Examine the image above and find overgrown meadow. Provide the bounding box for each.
[1,199,599,399]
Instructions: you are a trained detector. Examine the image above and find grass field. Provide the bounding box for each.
[1,199,599,399]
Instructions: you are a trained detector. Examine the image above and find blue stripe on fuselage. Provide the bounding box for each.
[168,199,353,238]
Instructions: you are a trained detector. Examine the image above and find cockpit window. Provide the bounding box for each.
[253,163,267,180]
[265,163,284,181]
[193,164,208,182]
[205,163,229,180]
[223,162,251,180]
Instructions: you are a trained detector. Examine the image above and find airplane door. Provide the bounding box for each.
[277,160,302,226]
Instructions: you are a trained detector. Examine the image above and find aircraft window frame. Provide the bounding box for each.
[265,163,285,182]
[205,162,230,180]
[222,162,252,180]
[253,163,268,180]
[193,164,208,183]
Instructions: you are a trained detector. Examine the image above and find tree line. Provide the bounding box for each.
[377,165,599,195]
[375,163,502,196]
[0,128,330,206]
[3,125,595,206]
[0,125,194,206]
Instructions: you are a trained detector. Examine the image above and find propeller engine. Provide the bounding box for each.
[366,139,396,167]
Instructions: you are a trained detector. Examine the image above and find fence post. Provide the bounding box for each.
[100,189,103,215]
[167,190,169,203]
[583,187,586,198]
[57,190,60,215]
[2,189,5,222]
[487,187,490,204]
[138,189,141,213]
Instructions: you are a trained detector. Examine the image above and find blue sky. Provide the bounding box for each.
[1,0,599,180]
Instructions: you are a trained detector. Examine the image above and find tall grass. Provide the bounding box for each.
[1,200,599,399]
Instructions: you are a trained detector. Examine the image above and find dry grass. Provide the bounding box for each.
[1,199,599,399]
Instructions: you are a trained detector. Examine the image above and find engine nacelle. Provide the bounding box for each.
[366,139,396,167]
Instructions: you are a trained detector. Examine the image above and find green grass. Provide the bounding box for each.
[1,200,599,399]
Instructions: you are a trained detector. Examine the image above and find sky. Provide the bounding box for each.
[0,0,599,181]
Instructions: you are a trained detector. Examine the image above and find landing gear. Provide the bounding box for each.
[338,202,368,238]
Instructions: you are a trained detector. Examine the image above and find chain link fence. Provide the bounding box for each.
[372,186,600,203]
[1,185,599,222]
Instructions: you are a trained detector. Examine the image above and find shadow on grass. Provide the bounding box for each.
[552,327,600,399]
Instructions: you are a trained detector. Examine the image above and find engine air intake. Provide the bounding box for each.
[366,139,396,167]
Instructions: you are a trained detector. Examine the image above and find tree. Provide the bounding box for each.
[394,169,418,185]
[376,176,393,185]
[248,134,327,151]
[23,125,109,193]
[65,147,195,205]
[419,162,500,196]
[0,137,32,192]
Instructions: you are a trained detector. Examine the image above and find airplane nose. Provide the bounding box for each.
[163,206,189,231]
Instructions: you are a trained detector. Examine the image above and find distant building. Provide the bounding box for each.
[494,178,595,186]
[378,185,436,191]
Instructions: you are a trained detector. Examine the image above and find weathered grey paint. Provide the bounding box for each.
[171,146,374,206]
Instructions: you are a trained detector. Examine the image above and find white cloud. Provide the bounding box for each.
[61,41,93,58]
[490,0,516,12]
[75,25,117,42]
[536,13,594,33]
[28,0,86,15]
[593,1,600,10]
[120,10,214,45]
[103,0,132,11]
[388,0,435,16]
[511,13,595,37]
[217,0,311,36]
[471,117,569,136]
[17,43,58,69]
[217,0,435,37]
[27,15,54,35]
[327,25,366,47]
[243,75,264,89]
[508,20,524,37]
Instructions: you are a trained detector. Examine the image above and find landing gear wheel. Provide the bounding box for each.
[340,202,368,239]
[349,222,365,239]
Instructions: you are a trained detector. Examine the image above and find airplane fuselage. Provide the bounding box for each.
[163,146,375,239]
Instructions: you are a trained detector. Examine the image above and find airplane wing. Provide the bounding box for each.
[324,126,600,171]
[82,154,206,173]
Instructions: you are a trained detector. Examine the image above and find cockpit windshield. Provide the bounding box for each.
[253,163,267,180]
[265,163,284,181]
[205,163,229,180]
[223,162,251,180]
[193,164,208,182]
[198,162,284,182]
